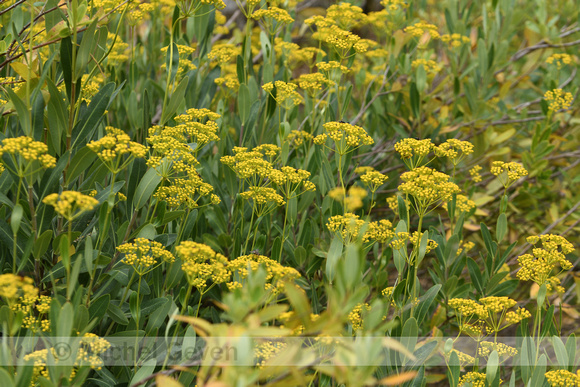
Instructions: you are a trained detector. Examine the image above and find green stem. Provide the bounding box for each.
[243,205,256,254]
[134,274,142,368]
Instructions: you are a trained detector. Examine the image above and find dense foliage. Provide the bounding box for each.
[0,0,579,385]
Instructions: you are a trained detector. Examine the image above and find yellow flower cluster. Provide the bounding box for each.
[360,170,388,192]
[326,2,368,30]
[316,61,350,75]
[516,234,574,293]
[263,81,303,109]
[440,33,470,48]
[227,253,300,294]
[348,303,371,331]
[490,161,528,188]
[215,74,240,92]
[442,194,476,214]
[240,186,286,207]
[24,334,110,383]
[160,44,197,79]
[450,297,531,335]
[458,372,501,387]
[327,213,365,243]
[117,238,175,275]
[456,240,475,256]
[255,340,287,367]
[251,7,294,34]
[87,127,147,173]
[323,26,367,57]
[411,59,442,74]
[0,274,38,305]
[268,166,316,199]
[221,145,281,187]
[285,130,313,147]
[446,349,475,365]
[207,44,240,65]
[12,293,52,332]
[176,241,229,291]
[172,108,221,150]
[389,231,409,249]
[545,370,580,387]
[386,195,399,211]
[296,73,335,97]
[43,191,99,221]
[410,231,438,253]
[154,175,219,209]
[394,138,434,168]
[478,341,518,358]
[75,333,111,370]
[363,219,395,244]
[380,0,406,11]
[106,32,129,65]
[544,88,574,112]
[0,136,56,176]
[398,167,461,212]
[545,53,574,69]
[435,139,474,165]
[314,121,374,154]
[329,185,368,211]
[469,165,482,183]
[404,21,440,40]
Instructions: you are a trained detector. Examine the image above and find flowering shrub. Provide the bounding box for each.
[0,0,578,386]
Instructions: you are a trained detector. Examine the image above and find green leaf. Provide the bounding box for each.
[10,204,23,235]
[66,146,97,184]
[326,236,342,283]
[397,196,408,226]
[486,350,499,385]
[340,83,352,119]
[161,75,189,125]
[71,82,115,150]
[417,230,429,266]
[415,64,427,93]
[400,317,418,366]
[530,354,547,386]
[414,284,441,326]
[130,291,140,323]
[496,213,507,242]
[89,294,110,322]
[448,350,460,387]
[552,336,568,367]
[107,302,129,325]
[59,234,70,271]
[410,82,420,119]
[0,368,14,387]
[443,234,459,268]
[133,167,162,210]
[480,222,496,256]
[75,19,98,76]
[33,230,53,260]
[6,88,31,135]
[566,334,576,371]
[238,84,250,125]
[467,258,484,293]
[67,253,83,300]
[57,302,74,337]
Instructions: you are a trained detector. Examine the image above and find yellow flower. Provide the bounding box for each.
[517,234,574,292]
[434,139,474,165]
[240,186,285,207]
[545,53,575,69]
[440,33,470,48]
[394,138,434,168]
[459,372,501,387]
[262,80,303,109]
[398,166,461,213]
[544,88,574,112]
[117,238,175,275]
[411,58,443,74]
[545,370,580,387]
[43,191,99,221]
[251,7,293,34]
[285,130,313,147]
[296,73,335,97]
[348,303,371,332]
[227,253,300,294]
[0,274,38,304]
[87,127,147,173]
[490,161,528,188]
[469,165,482,182]
[326,2,368,30]
[0,136,56,177]
[360,170,388,192]
[176,241,229,290]
[315,121,374,155]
